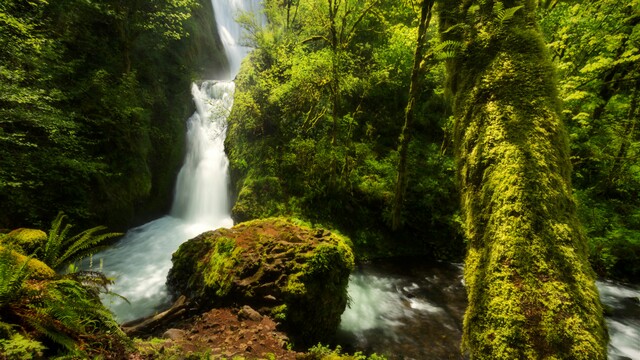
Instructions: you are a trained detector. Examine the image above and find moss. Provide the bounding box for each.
[202,237,243,297]
[441,1,608,358]
[2,228,47,255]
[0,245,55,280]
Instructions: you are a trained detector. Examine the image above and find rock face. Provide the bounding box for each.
[167,217,355,346]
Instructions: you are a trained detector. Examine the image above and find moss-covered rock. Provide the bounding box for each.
[167,217,355,346]
[0,245,55,279]
[1,228,47,255]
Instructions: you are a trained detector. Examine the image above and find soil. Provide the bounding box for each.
[130,306,302,359]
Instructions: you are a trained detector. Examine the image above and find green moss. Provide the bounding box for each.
[202,237,243,297]
[168,217,355,346]
[2,228,47,255]
[0,245,55,280]
[442,1,608,358]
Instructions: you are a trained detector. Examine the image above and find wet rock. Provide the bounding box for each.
[238,305,262,322]
[162,328,186,341]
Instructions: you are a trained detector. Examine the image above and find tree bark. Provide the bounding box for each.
[439,1,608,358]
[391,0,434,230]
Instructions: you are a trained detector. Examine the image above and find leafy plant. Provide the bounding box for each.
[0,333,46,360]
[40,212,122,270]
[0,249,31,307]
[303,343,387,360]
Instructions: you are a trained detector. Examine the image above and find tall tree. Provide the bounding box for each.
[391,0,435,230]
[439,1,608,358]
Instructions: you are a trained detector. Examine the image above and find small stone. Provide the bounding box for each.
[162,328,186,341]
[264,294,277,302]
[238,305,262,322]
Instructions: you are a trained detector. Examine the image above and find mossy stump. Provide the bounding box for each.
[167,217,355,346]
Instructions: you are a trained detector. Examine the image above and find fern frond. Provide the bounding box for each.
[433,40,463,61]
[56,228,121,269]
[467,4,480,20]
[42,212,122,270]
[499,5,524,24]
[0,249,31,307]
[493,1,505,20]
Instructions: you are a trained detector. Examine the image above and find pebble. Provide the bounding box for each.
[162,328,186,341]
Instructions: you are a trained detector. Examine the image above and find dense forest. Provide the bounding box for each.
[0,0,228,230]
[1,0,639,358]
[227,0,640,282]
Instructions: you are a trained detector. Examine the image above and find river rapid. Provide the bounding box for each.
[338,258,640,360]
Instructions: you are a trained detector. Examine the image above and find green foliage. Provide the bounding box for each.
[0,249,31,308]
[40,212,122,270]
[303,343,387,360]
[0,247,128,358]
[539,0,640,280]
[0,334,46,360]
[227,0,462,260]
[0,0,209,230]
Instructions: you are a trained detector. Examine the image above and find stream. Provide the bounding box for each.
[337,258,640,359]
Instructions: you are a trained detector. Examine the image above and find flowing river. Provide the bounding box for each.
[337,258,640,360]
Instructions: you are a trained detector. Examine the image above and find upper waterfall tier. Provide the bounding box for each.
[212,0,264,79]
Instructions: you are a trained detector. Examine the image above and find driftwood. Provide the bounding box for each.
[121,295,190,337]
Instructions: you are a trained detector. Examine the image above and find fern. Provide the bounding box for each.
[0,333,46,359]
[0,249,31,307]
[41,212,122,270]
[494,2,524,24]
[434,40,464,61]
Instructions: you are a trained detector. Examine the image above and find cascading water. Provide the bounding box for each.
[94,0,261,323]
[338,259,640,359]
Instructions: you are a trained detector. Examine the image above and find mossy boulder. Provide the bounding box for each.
[1,228,47,255]
[167,217,355,346]
[0,245,55,279]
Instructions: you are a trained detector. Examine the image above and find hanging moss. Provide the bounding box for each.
[439,1,608,358]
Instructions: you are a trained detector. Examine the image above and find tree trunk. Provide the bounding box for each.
[391,0,434,230]
[439,1,608,358]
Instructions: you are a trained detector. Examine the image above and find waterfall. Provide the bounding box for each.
[93,0,262,322]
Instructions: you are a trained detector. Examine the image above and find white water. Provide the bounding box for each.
[212,0,264,80]
[94,0,262,322]
[339,262,640,359]
[597,280,640,360]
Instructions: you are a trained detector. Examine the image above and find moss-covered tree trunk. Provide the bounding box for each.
[439,1,608,358]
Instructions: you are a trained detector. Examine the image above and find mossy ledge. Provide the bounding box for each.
[166,217,355,347]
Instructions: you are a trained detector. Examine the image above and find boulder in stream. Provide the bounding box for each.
[166,217,354,345]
